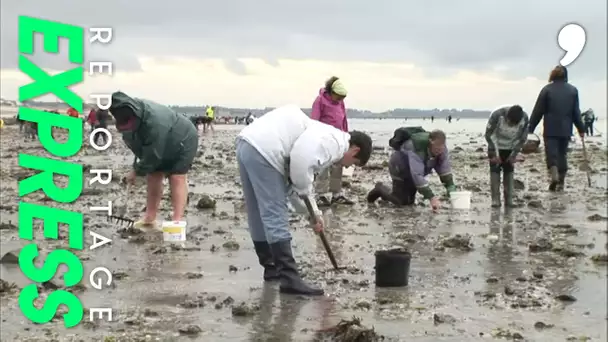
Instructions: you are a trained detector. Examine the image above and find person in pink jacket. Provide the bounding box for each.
[311,76,353,206]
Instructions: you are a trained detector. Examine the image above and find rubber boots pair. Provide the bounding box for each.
[490,172,514,208]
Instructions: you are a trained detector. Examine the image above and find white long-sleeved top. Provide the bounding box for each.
[237,105,350,214]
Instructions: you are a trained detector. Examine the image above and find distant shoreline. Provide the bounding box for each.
[1,102,493,120]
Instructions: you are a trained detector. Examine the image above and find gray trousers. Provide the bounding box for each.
[236,139,291,243]
[315,164,343,195]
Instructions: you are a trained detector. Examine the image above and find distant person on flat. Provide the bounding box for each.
[203,106,215,133]
[484,105,529,208]
[310,76,353,206]
[528,65,585,192]
[581,108,596,137]
[367,127,456,211]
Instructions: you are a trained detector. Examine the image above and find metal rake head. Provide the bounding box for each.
[107,215,135,228]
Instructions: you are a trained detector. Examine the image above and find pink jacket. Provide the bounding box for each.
[310,88,348,132]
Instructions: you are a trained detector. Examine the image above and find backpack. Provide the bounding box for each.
[388,126,426,150]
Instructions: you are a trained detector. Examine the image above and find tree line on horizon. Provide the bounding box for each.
[17,100,492,119]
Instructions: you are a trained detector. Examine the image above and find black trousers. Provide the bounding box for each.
[544,137,569,174]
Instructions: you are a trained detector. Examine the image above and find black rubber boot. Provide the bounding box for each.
[377,183,403,205]
[503,172,514,208]
[366,182,383,203]
[490,172,501,208]
[269,240,324,296]
[253,241,279,281]
[548,166,559,192]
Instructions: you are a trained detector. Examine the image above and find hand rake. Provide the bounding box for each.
[108,183,135,228]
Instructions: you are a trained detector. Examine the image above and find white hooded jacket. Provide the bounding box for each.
[237,105,350,214]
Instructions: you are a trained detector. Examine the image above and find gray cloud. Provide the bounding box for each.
[1,0,606,81]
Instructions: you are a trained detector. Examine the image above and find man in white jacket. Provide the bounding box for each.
[236,105,372,296]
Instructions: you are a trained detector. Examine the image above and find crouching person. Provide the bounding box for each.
[236,105,372,295]
[109,91,199,228]
[367,129,456,211]
[485,105,529,207]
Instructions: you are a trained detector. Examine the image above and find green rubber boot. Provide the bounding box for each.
[490,172,501,208]
[503,172,514,208]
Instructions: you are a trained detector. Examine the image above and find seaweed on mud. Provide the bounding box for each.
[314,317,384,342]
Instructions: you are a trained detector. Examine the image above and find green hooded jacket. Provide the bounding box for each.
[110,91,197,176]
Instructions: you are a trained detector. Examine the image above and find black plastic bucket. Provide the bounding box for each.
[375,248,411,287]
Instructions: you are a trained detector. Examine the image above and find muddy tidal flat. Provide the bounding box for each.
[1,119,607,342]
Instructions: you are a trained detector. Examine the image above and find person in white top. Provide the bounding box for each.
[236,105,372,296]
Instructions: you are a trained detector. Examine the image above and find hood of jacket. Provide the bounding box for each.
[109,91,146,120]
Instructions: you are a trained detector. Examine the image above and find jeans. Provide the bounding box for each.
[236,139,291,243]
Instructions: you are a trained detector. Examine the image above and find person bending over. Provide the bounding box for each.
[236,105,372,296]
[109,91,199,228]
[367,128,455,211]
[485,105,529,208]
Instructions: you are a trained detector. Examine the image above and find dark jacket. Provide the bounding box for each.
[528,67,585,138]
[110,91,197,176]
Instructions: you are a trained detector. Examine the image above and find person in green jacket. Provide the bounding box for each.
[109,91,199,228]
[367,128,456,211]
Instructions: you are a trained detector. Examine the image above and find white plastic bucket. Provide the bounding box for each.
[162,221,187,242]
[343,166,355,177]
[450,191,471,210]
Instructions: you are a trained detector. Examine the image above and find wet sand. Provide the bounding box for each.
[1,123,607,342]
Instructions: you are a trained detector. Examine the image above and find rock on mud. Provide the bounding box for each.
[591,254,608,263]
[0,279,18,294]
[316,317,384,342]
[232,302,260,317]
[178,324,203,336]
[196,195,217,209]
[0,250,19,264]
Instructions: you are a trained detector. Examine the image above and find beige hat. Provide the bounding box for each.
[331,79,347,97]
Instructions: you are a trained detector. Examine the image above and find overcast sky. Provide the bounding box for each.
[1,0,606,114]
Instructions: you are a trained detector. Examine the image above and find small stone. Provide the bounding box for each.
[231,302,259,317]
[196,195,216,209]
[178,324,202,335]
[433,313,456,325]
[0,250,20,264]
[222,241,240,250]
[534,321,554,330]
[591,254,608,263]
[555,294,577,302]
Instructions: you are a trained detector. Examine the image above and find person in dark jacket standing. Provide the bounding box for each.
[528,65,585,192]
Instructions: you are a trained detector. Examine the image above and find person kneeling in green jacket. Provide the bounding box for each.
[367,128,456,211]
[109,91,199,228]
